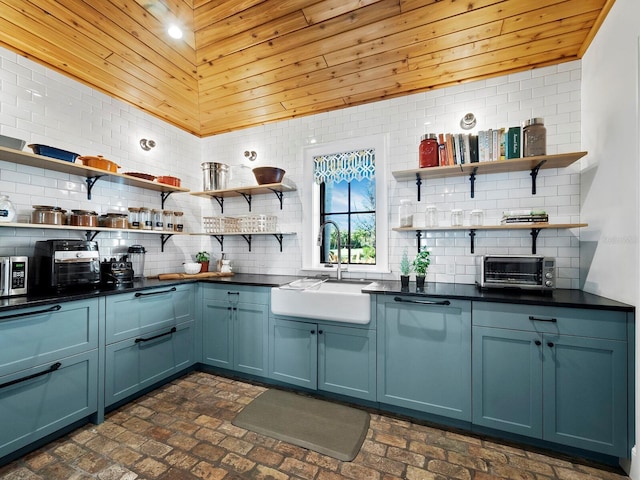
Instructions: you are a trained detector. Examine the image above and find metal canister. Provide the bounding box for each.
[202,162,229,191]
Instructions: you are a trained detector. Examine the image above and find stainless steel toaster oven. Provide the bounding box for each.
[476,255,555,291]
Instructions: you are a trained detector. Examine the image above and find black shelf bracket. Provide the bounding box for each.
[212,235,224,251]
[272,233,284,252]
[530,228,541,254]
[212,196,224,213]
[469,229,477,253]
[530,160,547,195]
[160,234,173,252]
[415,230,423,253]
[160,191,173,209]
[85,176,104,200]
[85,230,100,242]
[239,192,253,211]
[267,188,285,209]
[469,167,478,199]
[241,234,253,251]
[415,173,422,202]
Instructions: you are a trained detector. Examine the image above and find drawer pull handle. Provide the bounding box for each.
[135,287,177,297]
[227,291,240,295]
[528,315,557,323]
[535,340,542,346]
[0,362,62,390]
[547,341,555,348]
[393,296,451,306]
[0,304,62,321]
[135,326,177,343]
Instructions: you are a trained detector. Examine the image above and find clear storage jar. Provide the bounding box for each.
[152,209,163,230]
[450,208,463,226]
[174,211,184,232]
[399,199,413,227]
[128,207,140,229]
[523,118,546,157]
[139,207,152,230]
[0,195,16,222]
[470,209,484,226]
[425,205,438,227]
[163,210,174,231]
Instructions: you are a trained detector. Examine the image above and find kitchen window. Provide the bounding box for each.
[302,135,388,274]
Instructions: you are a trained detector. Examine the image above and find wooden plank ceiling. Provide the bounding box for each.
[0,0,614,137]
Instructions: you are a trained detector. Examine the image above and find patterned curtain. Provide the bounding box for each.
[313,148,375,184]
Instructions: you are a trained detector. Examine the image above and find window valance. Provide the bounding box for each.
[313,148,375,185]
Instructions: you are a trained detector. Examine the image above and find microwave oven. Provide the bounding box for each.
[0,256,29,297]
[476,255,555,291]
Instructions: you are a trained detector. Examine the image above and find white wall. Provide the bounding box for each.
[580,0,640,475]
[1,45,583,286]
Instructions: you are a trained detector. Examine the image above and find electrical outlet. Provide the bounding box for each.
[446,264,455,275]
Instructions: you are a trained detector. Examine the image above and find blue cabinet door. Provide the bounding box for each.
[105,321,195,406]
[377,297,471,421]
[234,302,269,376]
[472,326,543,438]
[269,317,317,389]
[202,300,233,369]
[0,349,98,459]
[318,324,376,401]
[542,334,627,456]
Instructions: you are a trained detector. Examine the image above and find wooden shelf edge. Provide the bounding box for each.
[392,223,588,232]
[0,222,191,235]
[190,231,297,236]
[190,182,296,198]
[391,151,587,182]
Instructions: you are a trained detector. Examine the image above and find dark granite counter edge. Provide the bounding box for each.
[1,274,634,313]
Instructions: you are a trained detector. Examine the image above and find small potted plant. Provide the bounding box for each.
[412,248,430,289]
[400,248,411,288]
[196,251,210,273]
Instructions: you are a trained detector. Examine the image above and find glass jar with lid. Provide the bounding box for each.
[163,210,174,231]
[174,211,184,232]
[399,199,413,227]
[419,134,439,168]
[127,207,140,229]
[139,207,152,230]
[424,205,438,227]
[450,208,463,226]
[523,118,546,157]
[152,209,163,231]
[470,209,484,226]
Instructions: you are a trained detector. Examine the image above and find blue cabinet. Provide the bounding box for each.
[376,295,471,421]
[201,284,270,376]
[268,316,377,401]
[104,284,196,407]
[0,299,99,460]
[472,302,628,457]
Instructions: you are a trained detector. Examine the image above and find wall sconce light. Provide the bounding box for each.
[460,113,477,130]
[140,139,156,151]
[244,150,257,161]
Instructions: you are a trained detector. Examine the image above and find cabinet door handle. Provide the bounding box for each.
[0,304,62,321]
[547,341,555,348]
[0,361,62,390]
[227,291,240,296]
[535,340,542,346]
[529,315,557,323]
[135,326,177,343]
[310,330,316,334]
[393,296,451,306]
[318,330,323,334]
[135,287,176,297]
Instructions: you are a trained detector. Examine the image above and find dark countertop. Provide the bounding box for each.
[0,274,634,314]
[363,280,635,312]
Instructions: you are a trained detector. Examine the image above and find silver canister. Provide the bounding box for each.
[202,162,230,191]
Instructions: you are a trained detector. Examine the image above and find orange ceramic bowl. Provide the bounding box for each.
[157,175,181,187]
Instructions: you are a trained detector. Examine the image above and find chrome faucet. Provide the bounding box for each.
[317,220,342,281]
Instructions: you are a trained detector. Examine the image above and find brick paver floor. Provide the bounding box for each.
[0,372,630,479]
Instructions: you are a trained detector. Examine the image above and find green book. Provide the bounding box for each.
[506,126,521,159]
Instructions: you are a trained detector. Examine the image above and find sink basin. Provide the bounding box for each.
[271,279,374,324]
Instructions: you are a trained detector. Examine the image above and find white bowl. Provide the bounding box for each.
[183,262,201,274]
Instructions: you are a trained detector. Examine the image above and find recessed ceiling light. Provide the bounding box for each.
[167,24,183,39]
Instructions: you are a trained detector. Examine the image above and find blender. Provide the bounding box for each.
[127,245,146,279]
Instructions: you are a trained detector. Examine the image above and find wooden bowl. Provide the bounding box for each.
[253,167,285,185]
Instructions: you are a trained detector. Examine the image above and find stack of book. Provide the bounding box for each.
[501,210,549,224]
[429,126,523,166]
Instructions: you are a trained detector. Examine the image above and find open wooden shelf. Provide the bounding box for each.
[393,222,588,254]
[0,146,189,205]
[392,152,587,199]
[0,222,189,251]
[190,182,296,213]
[191,231,297,252]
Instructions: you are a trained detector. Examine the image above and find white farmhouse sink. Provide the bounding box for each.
[271,279,374,324]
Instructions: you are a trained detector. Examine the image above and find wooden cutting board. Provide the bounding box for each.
[155,272,234,280]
